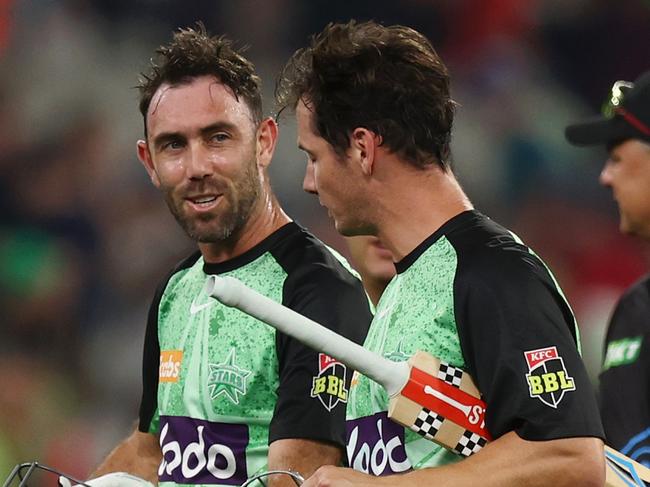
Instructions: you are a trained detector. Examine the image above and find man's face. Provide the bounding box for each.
[300,132,395,291]
[296,100,370,236]
[346,235,396,283]
[600,139,650,240]
[138,75,261,243]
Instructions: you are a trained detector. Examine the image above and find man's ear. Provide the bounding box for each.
[256,117,279,169]
[137,140,161,188]
[351,128,380,176]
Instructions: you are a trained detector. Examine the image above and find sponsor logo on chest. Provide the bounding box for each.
[158,416,249,485]
[160,350,183,383]
[346,412,412,476]
[190,287,214,315]
[524,346,575,408]
[207,348,252,405]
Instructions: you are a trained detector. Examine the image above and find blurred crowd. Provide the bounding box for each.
[1,0,649,481]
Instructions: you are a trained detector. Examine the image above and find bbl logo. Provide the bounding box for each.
[524,346,576,408]
[311,353,348,411]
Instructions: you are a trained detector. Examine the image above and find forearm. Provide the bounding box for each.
[91,429,161,484]
[304,433,605,487]
[268,438,342,487]
[389,433,605,487]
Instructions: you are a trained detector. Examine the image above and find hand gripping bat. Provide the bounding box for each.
[204,275,650,485]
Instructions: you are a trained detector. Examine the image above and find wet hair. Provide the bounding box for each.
[276,20,455,169]
[138,23,263,134]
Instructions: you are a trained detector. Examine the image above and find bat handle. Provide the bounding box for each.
[204,275,409,396]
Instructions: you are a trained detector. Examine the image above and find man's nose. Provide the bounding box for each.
[302,161,318,195]
[187,143,214,180]
[599,162,612,187]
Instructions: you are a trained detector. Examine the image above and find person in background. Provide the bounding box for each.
[566,69,650,467]
[344,235,395,306]
[302,157,395,306]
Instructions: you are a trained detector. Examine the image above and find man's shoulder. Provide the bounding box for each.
[442,217,565,307]
[269,224,371,341]
[269,223,362,284]
[450,231,546,286]
[173,250,203,272]
[401,212,541,290]
[619,273,650,305]
[609,272,650,335]
[153,250,202,294]
[441,212,535,265]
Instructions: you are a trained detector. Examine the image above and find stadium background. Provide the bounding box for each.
[1,0,649,480]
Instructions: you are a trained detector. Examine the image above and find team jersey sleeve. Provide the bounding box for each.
[599,278,650,461]
[138,279,166,434]
[268,264,372,447]
[454,249,604,442]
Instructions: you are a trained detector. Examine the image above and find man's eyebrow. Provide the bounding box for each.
[152,131,183,148]
[200,121,239,136]
[151,121,241,148]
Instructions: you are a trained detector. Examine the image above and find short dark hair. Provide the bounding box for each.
[276,20,455,169]
[138,24,263,134]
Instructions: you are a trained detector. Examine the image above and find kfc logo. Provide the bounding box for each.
[524,346,576,408]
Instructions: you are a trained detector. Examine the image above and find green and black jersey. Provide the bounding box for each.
[138,222,372,486]
[599,274,650,466]
[346,210,604,474]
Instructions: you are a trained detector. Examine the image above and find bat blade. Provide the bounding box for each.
[388,351,490,456]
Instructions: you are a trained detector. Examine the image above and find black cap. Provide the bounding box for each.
[565,70,650,146]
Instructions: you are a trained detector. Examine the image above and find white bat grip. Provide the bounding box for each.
[204,275,409,396]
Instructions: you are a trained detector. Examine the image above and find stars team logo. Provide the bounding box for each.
[207,348,251,405]
[311,353,348,412]
[524,346,576,408]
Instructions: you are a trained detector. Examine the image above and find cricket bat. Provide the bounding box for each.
[204,275,490,455]
[204,275,649,485]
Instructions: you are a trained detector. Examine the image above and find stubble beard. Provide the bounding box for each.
[165,158,261,243]
[333,204,376,238]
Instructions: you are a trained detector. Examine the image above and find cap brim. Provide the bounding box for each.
[565,115,639,146]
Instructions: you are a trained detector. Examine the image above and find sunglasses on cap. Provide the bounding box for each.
[601,80,634,118]
[601,79,650,136]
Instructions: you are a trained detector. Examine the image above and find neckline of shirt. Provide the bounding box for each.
[394,210,482,274]
[202,221,298,274]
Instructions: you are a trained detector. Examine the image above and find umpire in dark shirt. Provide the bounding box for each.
[566,69,650,467]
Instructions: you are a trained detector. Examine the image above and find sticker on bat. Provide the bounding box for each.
[524,346,576,408]
[311,353,348,411]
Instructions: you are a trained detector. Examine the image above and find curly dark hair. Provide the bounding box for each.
[138,23,263,135]
[276,20,455,169]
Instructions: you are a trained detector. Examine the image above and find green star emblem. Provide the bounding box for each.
[207,348,252,405]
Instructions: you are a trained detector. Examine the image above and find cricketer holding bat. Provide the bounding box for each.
[276,20,606,486]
